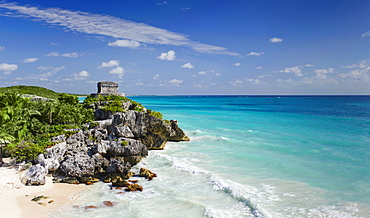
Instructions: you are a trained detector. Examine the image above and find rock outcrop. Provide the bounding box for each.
[21,95,189,186]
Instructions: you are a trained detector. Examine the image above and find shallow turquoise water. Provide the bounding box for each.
[54,96,370,217]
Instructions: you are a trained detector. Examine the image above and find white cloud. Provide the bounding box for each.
[107,39,141,48]
[362,30,370,38]
[0,63,18,75]
[62,52,80,58]
[50,42,59,46]
[109,66,124,78]
[341,60,368,69]
[0,3,237,55]
[158,50,176,61]
[135,82,144,86]
[181,7,191,11]
[100,60,120,68]
[304,64,314,67]
[339,67,370,82]
[230,79,243,87]
[280,66,303,77]
[45,51,81,57]
[198,71,206,75]
[167,79,183,85]
[0,46,5,51]
[76,70,90,77]
[245,78,265,85]
[181,62,194,68]
[23,57,38,63]
[257,74,268,78]
[247,52,264,56]
[156,1,168,5]
[314,68,334,74]
[36,66,65,80]
[215,73,222,76]
[269,37,283,43]
[233,63,241,66]
[46,52,60,57]
[153,74,160,80]
[256,66,262,69]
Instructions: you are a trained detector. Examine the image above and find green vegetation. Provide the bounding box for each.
[84,95,165,118]
[0,85,60,100]
[121,141,128,146]
[147,109,163,119]
[0,87,94,162]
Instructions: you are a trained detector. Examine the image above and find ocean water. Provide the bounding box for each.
[52,96,370,218]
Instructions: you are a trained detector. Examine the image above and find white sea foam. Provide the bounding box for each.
[218,137,228,141]
[204,206,254,218]
[156,153,209,175]
[155,151,273,217]
[187,129,203,135]
[210,176,273,218]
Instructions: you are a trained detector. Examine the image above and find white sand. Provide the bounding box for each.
[0,159,87,218]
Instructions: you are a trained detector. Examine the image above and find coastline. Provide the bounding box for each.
[0,160,87,218]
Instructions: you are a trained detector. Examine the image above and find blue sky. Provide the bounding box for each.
[0,0,369,95]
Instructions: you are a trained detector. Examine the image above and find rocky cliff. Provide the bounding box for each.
[21,96,189,186]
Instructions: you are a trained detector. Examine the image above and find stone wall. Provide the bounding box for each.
[91,81,125,97]
[98,81,119,94]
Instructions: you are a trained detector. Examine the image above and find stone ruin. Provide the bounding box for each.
[91,81,125,97]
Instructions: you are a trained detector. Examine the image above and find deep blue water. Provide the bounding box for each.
[56,95,370,217]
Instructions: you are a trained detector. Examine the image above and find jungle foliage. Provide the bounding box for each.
[0,89,94,162]
[0,85,60,100]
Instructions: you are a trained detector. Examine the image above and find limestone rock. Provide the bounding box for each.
[60,154,95,177]
[125,183,143,192]
[21,164,47,186]
[139,168,157,181]
[111,178,130,187]
[106,159,131,177]
[107,139,148,158]
[114,125,134,138]
[44,142,67,161]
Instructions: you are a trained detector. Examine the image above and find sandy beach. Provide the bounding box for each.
[0,159,87,218]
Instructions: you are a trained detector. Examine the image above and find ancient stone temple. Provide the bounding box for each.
[91,81,125,97]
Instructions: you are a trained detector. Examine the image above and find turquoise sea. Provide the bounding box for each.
[54,96,370,217]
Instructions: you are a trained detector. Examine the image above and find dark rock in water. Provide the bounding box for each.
[111,178,130,187]
[125,183,143,192]
[106,159,132,179]
[102,201,114,207]
[21,164,47,186]
[139,168,157,181]
[169,120,190,142]
[84,205,98,210]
